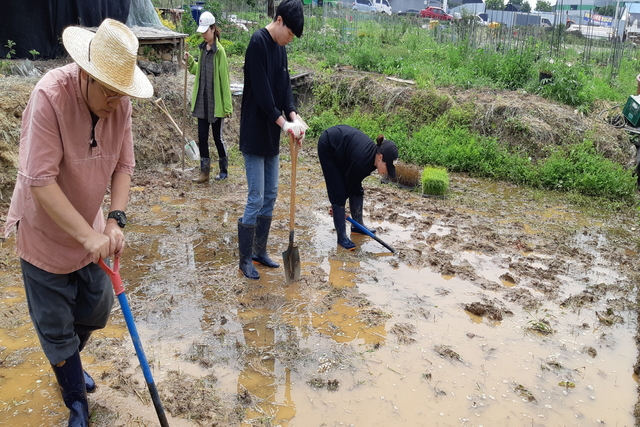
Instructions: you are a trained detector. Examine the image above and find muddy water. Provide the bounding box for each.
[1,164,638,427]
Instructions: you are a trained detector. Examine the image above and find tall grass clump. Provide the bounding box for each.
[535,140,637,201]
[534,61,596,110]
[498,46,537,90]
[400,110,533,183]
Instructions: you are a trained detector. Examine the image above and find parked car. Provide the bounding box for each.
[372,0,392,15]
[454,14,488,25]
[352,0,376,12]
[420,7,453,20]
[397,8,420,16]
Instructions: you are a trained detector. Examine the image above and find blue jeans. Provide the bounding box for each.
[241,153,279,225]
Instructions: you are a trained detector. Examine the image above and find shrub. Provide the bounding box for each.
[535,140,636,201]
[535,62,595,110]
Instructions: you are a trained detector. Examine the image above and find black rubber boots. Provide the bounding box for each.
[51,351,89,427]
[215,157,228,181]
[252,216,280,268]
[332,205,356,250]
[349,195,376,234]
[238,219,260,279]
[193,157,211,183]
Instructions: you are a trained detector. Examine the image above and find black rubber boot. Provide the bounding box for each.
[332,205,356,250]
[252,216,280,268]
[238,219,260,279]
[349,195,376,235]
[51,351,89,427]
[214,157,228,181]
[77,332,96,393]
[192,157,211,183]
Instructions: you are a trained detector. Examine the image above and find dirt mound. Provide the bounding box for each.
[314,70,634,167]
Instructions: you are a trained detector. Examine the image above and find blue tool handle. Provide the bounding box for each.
[118,294,170,427]
[346,217,396,253]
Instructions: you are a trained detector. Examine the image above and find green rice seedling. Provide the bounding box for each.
[421,167,449,196]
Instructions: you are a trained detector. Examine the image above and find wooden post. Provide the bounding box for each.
[182,55,188,172]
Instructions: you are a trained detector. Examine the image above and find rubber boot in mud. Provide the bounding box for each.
[332,205,356,250]
[238,219,260,279]
[252,215,280,268]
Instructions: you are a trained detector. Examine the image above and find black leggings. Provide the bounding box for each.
[197,118,227,160]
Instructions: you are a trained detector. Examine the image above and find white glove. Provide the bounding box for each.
[292,118,308,141]
[283,121,305,139]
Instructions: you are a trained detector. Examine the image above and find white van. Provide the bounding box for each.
[372,0,392,15]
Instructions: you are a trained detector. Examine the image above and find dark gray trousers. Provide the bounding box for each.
[20,259,114,365]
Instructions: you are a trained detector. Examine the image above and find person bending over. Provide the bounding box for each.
[318,125,398,250]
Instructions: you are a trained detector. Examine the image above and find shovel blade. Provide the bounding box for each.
[282,230,301,281]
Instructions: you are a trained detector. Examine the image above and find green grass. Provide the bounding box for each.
[326,110,637,203]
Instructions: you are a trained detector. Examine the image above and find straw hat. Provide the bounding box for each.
[62,18,153,99]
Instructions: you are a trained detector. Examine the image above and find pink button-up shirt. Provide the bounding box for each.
[5,63,135,274]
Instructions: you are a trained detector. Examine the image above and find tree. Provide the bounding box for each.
[486,0,504,10]
[535,0,553,11]
[521,1,531,12]
[596,5,616,17]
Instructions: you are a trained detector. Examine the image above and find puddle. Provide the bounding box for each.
[0,171,637,426]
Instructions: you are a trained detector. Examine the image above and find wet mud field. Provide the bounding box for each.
[1,141,640,427]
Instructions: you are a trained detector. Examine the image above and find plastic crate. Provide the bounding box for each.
[623,95,640,127]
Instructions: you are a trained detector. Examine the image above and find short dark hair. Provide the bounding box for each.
[275,0,304,38]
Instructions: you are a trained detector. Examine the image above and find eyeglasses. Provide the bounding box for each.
[93,79,127,103]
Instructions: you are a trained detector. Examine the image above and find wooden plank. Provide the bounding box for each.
[386,76,416,85]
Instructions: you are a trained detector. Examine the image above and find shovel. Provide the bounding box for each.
[153,98,199,163]
[98,258,170,427]
[282,133,301,281]
[346,216,396,253]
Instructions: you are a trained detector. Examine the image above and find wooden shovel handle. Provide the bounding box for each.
[289,133,298,231]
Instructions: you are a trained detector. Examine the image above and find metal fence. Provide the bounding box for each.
[155,0,639,78]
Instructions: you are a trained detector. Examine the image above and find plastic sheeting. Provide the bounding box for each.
[127,0,164,28]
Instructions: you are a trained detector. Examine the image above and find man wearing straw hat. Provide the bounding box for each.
[4,18,153,427]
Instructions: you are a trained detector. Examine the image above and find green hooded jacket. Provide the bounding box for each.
[187,40,233,117]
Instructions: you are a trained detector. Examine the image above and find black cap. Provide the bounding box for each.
[379,140,398,178]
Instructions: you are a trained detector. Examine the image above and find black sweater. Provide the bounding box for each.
[239,28,295,156]
[318,125,377,206]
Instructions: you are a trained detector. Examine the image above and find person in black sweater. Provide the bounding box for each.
[318,125,398,250]
[237,0,306,279]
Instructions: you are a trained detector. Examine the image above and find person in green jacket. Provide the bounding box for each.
[185,11,233,183]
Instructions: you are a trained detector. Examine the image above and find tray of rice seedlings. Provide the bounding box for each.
[421,167,449,198]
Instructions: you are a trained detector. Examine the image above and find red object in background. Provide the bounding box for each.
[419,7,453,20]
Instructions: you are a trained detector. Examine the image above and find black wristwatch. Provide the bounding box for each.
[108,210,127,228]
